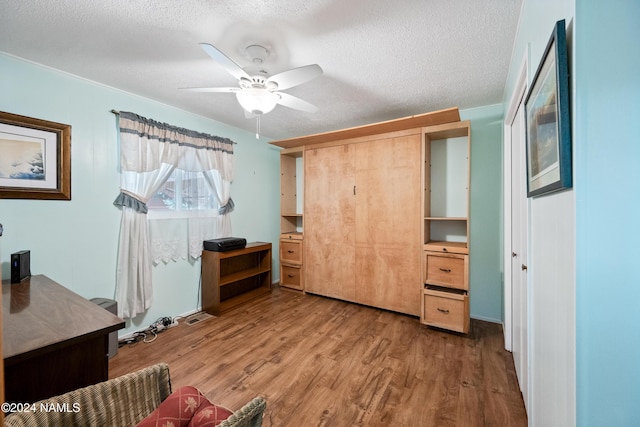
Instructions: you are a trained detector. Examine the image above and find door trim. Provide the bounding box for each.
[503,48,528,351]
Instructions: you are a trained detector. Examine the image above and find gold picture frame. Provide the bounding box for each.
[0,111,71,200]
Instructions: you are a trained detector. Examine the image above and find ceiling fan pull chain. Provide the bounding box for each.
[256,115,260,139]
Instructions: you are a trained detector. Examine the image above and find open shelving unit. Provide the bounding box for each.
[201,242,272,315]
[279,147,304,290]
[280,147,304,235]
[423,121,471,252]
[421,120,471,333]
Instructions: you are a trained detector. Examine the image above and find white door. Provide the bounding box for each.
[510,100,529,413]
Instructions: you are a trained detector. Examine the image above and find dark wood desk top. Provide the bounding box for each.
[2,275,125,364]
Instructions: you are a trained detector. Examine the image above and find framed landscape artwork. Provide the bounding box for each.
[0,111,71,200]
[524,19,572,197]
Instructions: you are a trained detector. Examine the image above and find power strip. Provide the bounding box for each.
[118,310,200,346]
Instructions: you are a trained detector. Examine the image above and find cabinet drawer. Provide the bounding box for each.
[280,232,303,240]
[280,264,303,290]
[423,287,469,333]
[424,251,468,290]
[280,240,303,265]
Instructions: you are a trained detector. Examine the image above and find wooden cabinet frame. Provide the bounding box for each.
[270,107,470,323]
[420,121,471,333]
[201,242,272,315]
[279,147,304,291]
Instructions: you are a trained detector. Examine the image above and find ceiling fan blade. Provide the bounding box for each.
[268,64,323,90]
[276,92,318,113]
[180,87,240,93]
[199,43,251,81]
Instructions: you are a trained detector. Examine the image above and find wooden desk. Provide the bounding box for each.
[201,242,272,315]
[2,275,125,403]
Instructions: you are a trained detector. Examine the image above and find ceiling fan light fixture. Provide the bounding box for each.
[236,89,278,115]
[190,43,322,119]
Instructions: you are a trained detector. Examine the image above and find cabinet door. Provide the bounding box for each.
[304,144,356,301]
[354,134,422,316]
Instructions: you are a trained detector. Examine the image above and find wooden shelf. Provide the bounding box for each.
[425,217,467,221]
[421,121,470,140]
[425,240,468,247]
[219,266,272,287]
[201,242,272,316]
[424,240,469,254]
[219,285,272,313]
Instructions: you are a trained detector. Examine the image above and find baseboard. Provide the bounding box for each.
[470,314,503,324]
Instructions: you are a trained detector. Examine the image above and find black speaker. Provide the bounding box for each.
[11,250,31,283]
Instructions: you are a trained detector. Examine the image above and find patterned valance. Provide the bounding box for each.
[118,111,235,182]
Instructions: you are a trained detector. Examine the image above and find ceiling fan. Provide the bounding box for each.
[184,43,323,118]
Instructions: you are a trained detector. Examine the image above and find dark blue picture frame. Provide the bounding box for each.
[524,19,572,197]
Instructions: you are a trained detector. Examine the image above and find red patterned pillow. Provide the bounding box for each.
[136,386,233,427]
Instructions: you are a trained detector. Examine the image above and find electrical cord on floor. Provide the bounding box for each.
[118,316,177,348]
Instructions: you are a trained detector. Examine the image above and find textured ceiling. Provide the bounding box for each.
[0,0,522,140]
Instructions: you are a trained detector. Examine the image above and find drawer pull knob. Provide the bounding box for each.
[287,250,294,253]
[287,274,295,278]
[442,247,448,252]
[439,268,451,273]
[437,308,450,314]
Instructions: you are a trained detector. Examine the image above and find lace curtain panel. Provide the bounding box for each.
[113,111,235,318]
[149,216,217,263]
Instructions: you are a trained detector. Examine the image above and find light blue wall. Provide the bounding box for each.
[0,57,508,337]
[0,53,281,335]
[575,1,640,425]
[461,104,504,322]
[504,0,640,425]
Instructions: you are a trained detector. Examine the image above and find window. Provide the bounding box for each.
[147,170,219,263]
[148,170,218,218]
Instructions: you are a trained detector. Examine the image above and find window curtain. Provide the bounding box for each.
[149,218,188,263]
[113,112,235,318]
[149,215,217,264]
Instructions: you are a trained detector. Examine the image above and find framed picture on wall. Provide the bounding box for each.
[524,19,572,197]
[0,111,71,200]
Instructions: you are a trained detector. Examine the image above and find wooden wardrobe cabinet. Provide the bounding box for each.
[304,143,357,301]
[304,133,422,315]
[353,134,422,315]
[271,107,466,321]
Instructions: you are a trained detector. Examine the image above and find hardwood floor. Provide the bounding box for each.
[110,287,527,426]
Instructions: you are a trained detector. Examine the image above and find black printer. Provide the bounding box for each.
[203,237,247,252]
